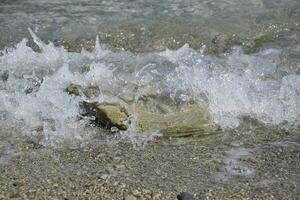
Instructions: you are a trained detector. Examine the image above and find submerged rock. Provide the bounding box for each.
[243,34,275,53]
[66,83,82,96]
[66,84,100,98]
[66,84,217,136]
[79,100,216,137]
[83,85,100,98]
[80,102,129,131]
[133,104,217,137]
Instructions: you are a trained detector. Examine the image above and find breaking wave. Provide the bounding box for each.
[0,29,299,144]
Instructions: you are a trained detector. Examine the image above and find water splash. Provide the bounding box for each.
[0,30,299,145]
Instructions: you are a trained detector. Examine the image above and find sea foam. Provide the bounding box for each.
[0,30,299,144]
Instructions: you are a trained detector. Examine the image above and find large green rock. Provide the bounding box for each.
[66,84,217,137]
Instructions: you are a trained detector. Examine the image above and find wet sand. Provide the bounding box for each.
[0,122,299,199]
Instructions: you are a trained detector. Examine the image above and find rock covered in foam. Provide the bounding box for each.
[66,83,217,137]
[66,83,100,98]
[66,83,82,96]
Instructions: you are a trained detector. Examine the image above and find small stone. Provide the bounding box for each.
[132,189,141,196]
[152,193,163,200]
[82,85,100,98]
[141,188,151,194]
[66,84,82,96]
[177,192,195,200]
[124,195,137,200]
[65,196,77,200]
[111,126,120,133]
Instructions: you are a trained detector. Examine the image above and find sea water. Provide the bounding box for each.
[0,0,299,145]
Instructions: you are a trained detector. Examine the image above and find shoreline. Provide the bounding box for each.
[0,126,299,199]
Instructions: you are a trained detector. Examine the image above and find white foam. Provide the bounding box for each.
[0,32,299,144]
[160,46,300,128]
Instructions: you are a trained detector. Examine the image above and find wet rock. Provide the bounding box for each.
[134,104,217,137]
[243,34,274,53]
[66,83,82,96]
[68,84,217,136]
[177,192,195,200]
[209,34,242,54]
[80,102,129,130]
[66,84,100,98]
[83,85,100,98]
[79,96,217,136]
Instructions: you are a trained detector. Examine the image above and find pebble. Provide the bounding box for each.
[132,189,141,196]
[177,192,195,200]
[124,195,137,200]
[64,196,77,200]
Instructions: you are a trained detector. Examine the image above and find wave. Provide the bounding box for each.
[0,29,299,144]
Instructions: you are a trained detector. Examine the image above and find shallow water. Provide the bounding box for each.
[1,0,300,52]
[0,33,299,145]
[0,1,300,145]
[0,2,300,199]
